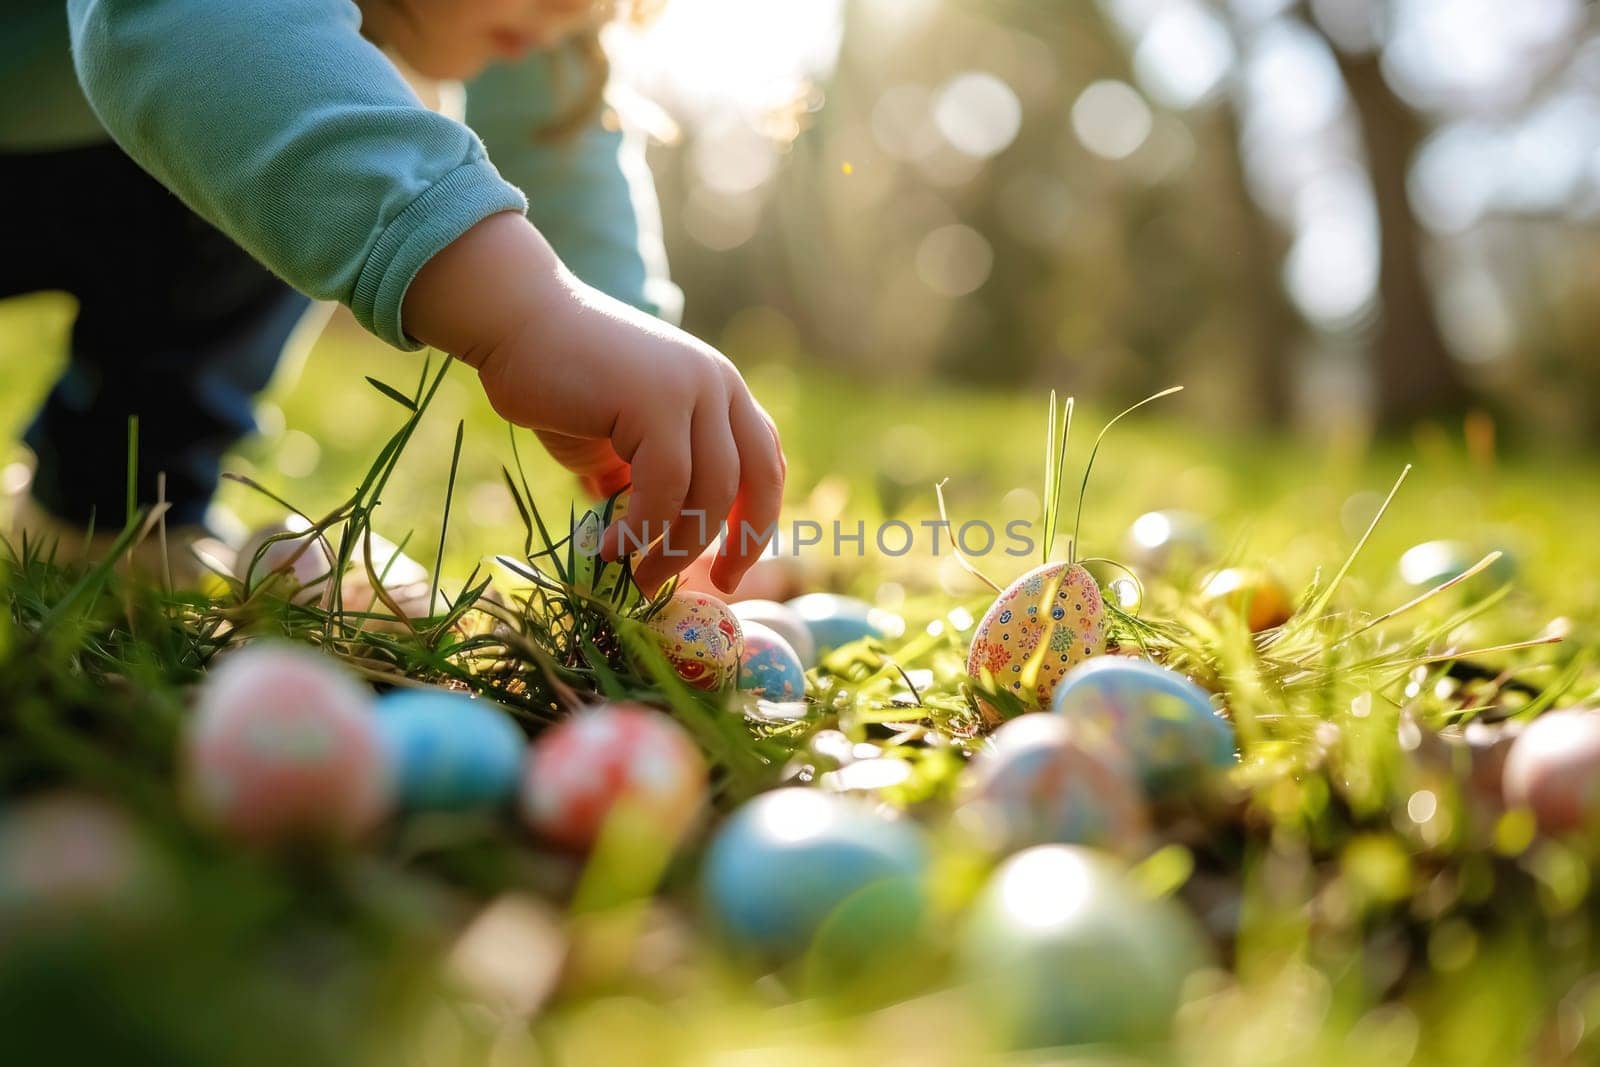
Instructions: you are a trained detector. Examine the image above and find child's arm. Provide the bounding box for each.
[68,0,782,591]
[466,47,683,498]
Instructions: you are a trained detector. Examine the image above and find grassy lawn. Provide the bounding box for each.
[2,291,1599,1064]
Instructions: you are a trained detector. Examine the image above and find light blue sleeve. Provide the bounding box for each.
[467,50,683,324]
[67,0,528,350]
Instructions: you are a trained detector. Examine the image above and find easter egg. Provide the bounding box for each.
[521,703,708,850]
[702,788,928,961]
[374,689,525,812]
[339,529,450,628]
[238,522,333,602]
[1052,656,1235,794]
[1199,567,1294,631]
[1398,540,1517,590]
[786,593,888,656]
[1502,709,1600,834]
[959,714,1147,855]
[0,795,165,921]
[183,643,392,842]
[1123,510,1213,574]
[677,544,805,603]
[645,592,743,690]
[959,845,1209,1049]
[731,599,817,668]
[738,621,807,701]
[966,562,1106,725]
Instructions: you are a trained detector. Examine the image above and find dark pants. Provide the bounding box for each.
[0,142,309,528]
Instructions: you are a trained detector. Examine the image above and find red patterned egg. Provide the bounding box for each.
[646,592,744,690]
[967,562,1105,728]
[183,643,392,842]
[521,703,708,850]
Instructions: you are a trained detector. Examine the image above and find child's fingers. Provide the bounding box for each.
[709,395,786,593]
[635,403,739,594]
[601,424,689,570]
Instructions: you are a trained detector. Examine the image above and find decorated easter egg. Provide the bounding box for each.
[959,714,1147,855]
[0,795,166,921]
[738,621,807,701]
[645,592,743,690]
[1398,540,1517,590]
[1052,656,1234,794]
[1123,510,1213,574]
[959,845,1209,1049]
[1199,567,1294,631]
[702,788,928,961]
[183,643,392,842]
[1502,709,1600,834]
[731,599,818,668]
[238,522,333,602]
[786,593,888,656]
[375,689,525,812]
[521,703,708,850]
[966,562,1106,725]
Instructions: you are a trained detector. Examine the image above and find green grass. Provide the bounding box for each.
[2,291,1600,1064]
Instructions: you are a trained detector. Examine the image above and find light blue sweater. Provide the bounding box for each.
[2,0,680,348]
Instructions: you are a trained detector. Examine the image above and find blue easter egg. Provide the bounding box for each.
[960,845,1209,1049]
[375,689,525,811]
[1051,656,1235,794]
[702,788,928,961]
[785,594,887,656]
[738,622,807,701]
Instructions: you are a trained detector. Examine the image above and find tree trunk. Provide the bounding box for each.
[1337,50,1472,429]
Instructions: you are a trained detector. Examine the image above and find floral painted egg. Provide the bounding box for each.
[646,592,743,690]
[183,643,392,842]
[966,562,1106,726]
[1123,510,1213,574]
[374,689,525,812]
[786,593,888,657]
[1198,567,1294,632]
[1051,656,1235,794]
[959,845,1209,1049]
[1502,709,1600,834]
[738,622,807,702]
[731,599,817,668]
[702,788,928,961]
[521,703,708,850]
[958,714,1147,855]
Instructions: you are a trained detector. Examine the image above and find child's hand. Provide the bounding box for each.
[403,212,786,594]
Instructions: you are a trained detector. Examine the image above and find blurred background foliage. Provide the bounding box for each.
[612,0,1600,443]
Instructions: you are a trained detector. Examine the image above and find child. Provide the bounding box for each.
[0,0,784,595]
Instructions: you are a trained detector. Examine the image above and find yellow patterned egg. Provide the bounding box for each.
[967,562,1106,727]
[646,591,744,690]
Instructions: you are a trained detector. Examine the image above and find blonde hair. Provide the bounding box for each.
[539,1,664,142]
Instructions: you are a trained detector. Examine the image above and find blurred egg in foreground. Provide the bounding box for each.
[183,643,392,842]
[375,689,524,812]
[959,713,1147,854]
[522,703,707,850]
[959,845,1209,1049]
[702,788,928,961]
[1502,709,1600,834]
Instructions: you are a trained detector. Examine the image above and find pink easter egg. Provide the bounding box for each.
[521,703,708,850]
[646,592,744,690]
[1502,709,1600,834]
[184,643,392,842]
